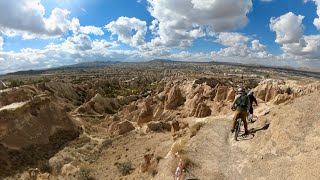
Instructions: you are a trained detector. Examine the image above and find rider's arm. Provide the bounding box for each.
[231,98,237,109]
[254,96,258,105]
[231,100,235,109]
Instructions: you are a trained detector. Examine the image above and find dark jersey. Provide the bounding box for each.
[248,94,257,107]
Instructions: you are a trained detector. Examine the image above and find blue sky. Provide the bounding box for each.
[0,0,320,73]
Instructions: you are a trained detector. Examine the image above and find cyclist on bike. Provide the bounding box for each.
[231,87,250,135]
[248,91,258,117]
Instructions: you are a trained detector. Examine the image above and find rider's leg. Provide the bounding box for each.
[241,112,249,134]
[231,111,240,131]
[249,106,253,117]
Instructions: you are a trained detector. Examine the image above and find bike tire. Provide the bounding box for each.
[234,119,241,141]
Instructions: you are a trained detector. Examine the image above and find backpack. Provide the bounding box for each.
[236,94,248,108]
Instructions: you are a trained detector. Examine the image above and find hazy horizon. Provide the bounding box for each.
[0,0,320,74]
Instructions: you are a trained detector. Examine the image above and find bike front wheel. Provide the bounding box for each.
[234,119,241,141]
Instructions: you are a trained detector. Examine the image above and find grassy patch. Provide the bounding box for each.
[115,161,133,176]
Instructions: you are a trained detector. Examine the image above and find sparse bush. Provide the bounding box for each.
[8,80,24,88]
[37,160,52,173]
[151,169,158,176]
[265,74,270,78]
[101,139,112,148]
[156,156,163,163]
[79,166,95,180]
[115,161,133,175]
[69,136,91,148]
[285,87,293,95]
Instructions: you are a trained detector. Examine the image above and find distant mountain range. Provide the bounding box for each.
[4,61,120,75]
[3,59,320,76]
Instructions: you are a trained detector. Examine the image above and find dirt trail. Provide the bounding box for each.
[176,115,265,179]
[176,92,320,180]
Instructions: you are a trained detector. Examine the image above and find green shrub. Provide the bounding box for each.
[8,80,24,87]
[79,166,95,180]
[285,87,293,95]
[37,160,52,173]
[115,161,133,175]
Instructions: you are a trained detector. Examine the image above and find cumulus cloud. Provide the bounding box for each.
[310,0,320,30]
[0,0,72,39]
[0,35,124,73]
[105,17,147,47]
[0,36,3,50]
[251,40,266,51]
[216,44,250,57]
[147,0,252,47]
[281,35,320,59]
[270,12,304,44]
[63,34,93,51]
[216,32,250,46]
[70,18,104,36]
[214,32,270,59]
[270,12,320,59]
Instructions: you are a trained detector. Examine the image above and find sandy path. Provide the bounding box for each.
[181,103,273,180]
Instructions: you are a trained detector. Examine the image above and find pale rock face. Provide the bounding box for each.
[254,79,320,104]
[115,120,135,135]
[60,163,80,180]
[137,97,154,125]
[164,85,185,110]
[147,121,171,132]
[214,86,230,102]
[76,93,120,115]
[190,102,212,118]
[226,87,236,102]
[140,153,153,173]
[273,94,292,105]
[0,81,7,89]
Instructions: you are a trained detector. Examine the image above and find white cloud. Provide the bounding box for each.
[216,32,250,46]
[70,18,104,36]
[70,18,81,34]
[214,32,270,59]
[0,35,125,73]
[270,12,320,60]
[251,40,266,51]
[0,36,3,50]
[281,35,320,59]
[92,39,119,49]
[79,26,104,36]
[63,34,93,51]
[149,19,159,35]
[0,0,72,39]
[270,12,304,44]
[311,0,320,30]
[147,0,252,47]
[81,8,87,13]
[105,17,147,48]
[216,44,250,57]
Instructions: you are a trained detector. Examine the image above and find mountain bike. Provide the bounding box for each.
[234,117,242,141]
[232,107,243,141]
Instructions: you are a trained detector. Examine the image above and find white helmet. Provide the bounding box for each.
[238,87,246,93]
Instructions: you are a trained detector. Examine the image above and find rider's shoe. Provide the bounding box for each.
[231,129,234,133]
[244,131,249,135]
